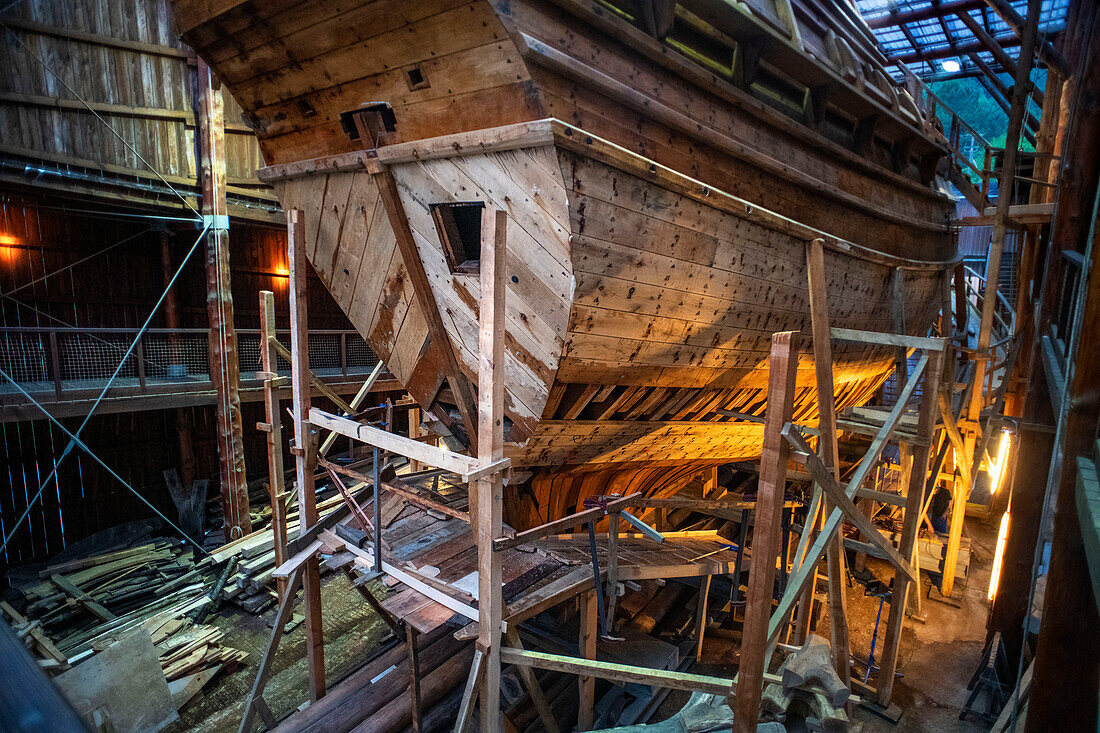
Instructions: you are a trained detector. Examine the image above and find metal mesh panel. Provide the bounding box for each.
[346,334,378,372]
[142,333,209,380]
[308,333,340,373]
[58,333,137,381]
[0,332,49,383]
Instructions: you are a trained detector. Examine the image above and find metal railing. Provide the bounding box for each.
[0,326,378,402]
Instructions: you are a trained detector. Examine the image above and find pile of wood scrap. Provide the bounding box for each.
[207,487,368,614]
[761,635,858,732]
[3,533,247,716]
[6,538,206,645]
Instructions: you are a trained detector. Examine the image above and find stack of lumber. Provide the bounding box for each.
[207,489,366,614]
[10,538,206,643]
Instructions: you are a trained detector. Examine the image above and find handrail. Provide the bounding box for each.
[0,326,361,336]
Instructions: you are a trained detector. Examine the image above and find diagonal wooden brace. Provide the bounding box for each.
[782,425,918,582]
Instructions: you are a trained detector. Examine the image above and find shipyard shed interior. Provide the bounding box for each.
[0,0,1098,732]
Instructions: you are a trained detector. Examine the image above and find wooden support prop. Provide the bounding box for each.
[806,238,852,686]
[407,624,423,733]
[259,291,290,601]
[238,566,304,733]
[578,588,598,731]
[783,427,918,581]
[504,627,562,733]
[763,353,930,647]
[831,328,945,351]
[287,209,325,702]
[733,331,799,733]
[493,493,642,551]
[374,167,479,452]
[197,59,249,541]
[501,647,783,694]
[308,409,509,482]
[318,360,386,457]
[606,512,621,631]
[453,647,484,733]
[876,348,945,705]
[695,574,712,662]
[476,209,507,733]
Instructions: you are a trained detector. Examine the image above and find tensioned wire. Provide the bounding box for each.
[0,224,211,556]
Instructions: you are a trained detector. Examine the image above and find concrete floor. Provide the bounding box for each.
[850,518,995,732]
[663,517,998,732]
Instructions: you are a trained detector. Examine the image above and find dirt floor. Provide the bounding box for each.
[164,571,393,733]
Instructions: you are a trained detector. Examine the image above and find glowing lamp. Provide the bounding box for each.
[988,511,1010,601]
[941,59,961,73]
[986,430,1012,495]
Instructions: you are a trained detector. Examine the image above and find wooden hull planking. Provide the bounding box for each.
[264,120,948,469]
[169,0,957,475]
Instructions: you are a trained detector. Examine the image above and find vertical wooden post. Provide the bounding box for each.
[409,406,422,472]
[260,291,289,601]
[806,239,851,686]
[732,331,798,733]
[288,209,326,702]
[694,574,712,662]
[578,588,598,731]
[407,624,423,733]
[606,511,620,631]
[476,209,507,732]
[196,59,249,541]
[876,347,944,705]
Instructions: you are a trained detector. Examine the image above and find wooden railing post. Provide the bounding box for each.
[259,290,290,602]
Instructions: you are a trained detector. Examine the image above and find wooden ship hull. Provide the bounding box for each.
[171,0,957,523]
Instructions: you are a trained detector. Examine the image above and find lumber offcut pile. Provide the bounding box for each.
[3,535,247,720]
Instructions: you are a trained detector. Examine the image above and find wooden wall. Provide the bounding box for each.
[0,193,354,567]
[0,0,275,220]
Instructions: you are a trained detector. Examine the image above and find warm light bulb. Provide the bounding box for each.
[988,511,1010,601]
[987,430,1012,495]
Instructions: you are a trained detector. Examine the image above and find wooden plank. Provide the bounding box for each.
[50,575,115,623]
[476,208,507,733]
[374,167,480,452]
[805,237,850,685]
[288,208,325,702]
[500,648,782,693]
[831,327,945,351]
[318,361,387,457]
[309,408,478,477]
[733,330,799,733]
